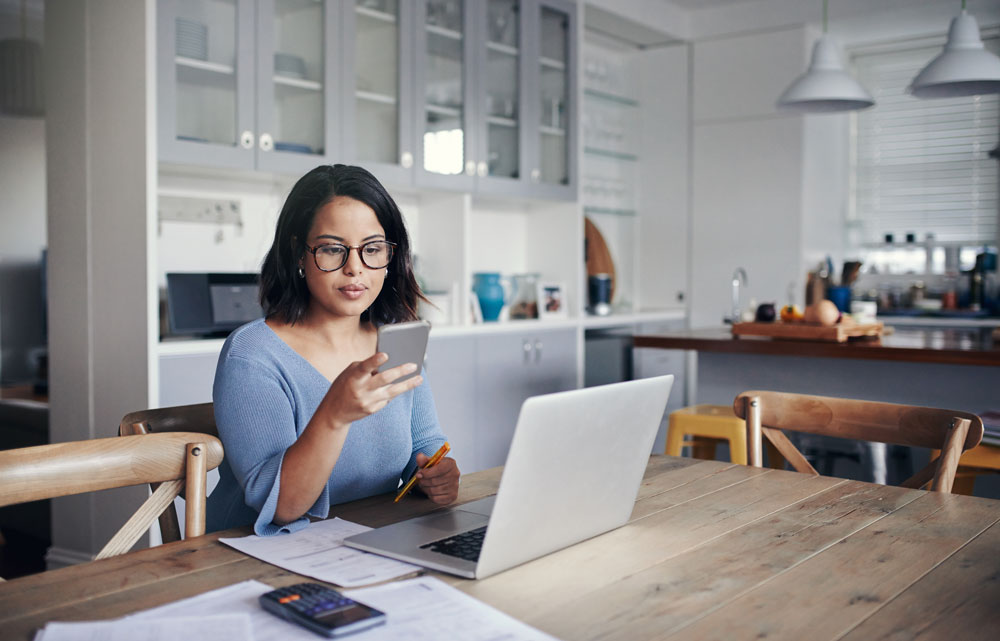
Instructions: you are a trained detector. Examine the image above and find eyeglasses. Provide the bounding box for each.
[304,240,396,272]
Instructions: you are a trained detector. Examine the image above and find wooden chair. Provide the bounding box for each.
[733,391,984,493]
[118,403,217,543]
[0,432,224,565]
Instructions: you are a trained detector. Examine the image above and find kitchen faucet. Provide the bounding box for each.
[731,267,748,323]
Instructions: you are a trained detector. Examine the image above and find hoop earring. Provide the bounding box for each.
[384,268,389,277]
[297,266,305,279]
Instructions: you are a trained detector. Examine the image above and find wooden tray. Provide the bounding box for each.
[732,321,884,343]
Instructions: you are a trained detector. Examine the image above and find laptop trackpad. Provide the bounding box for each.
[415,509,489,539]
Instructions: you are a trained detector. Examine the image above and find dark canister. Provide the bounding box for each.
[588,273,612,316]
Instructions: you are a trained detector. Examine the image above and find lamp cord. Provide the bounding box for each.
[20,0,27,39]
[822,0,828,34]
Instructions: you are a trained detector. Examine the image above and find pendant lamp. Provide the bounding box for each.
[909,2,1000,98]
[0,0,44,117]
[776,0,874,113]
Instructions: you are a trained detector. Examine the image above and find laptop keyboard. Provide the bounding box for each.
[420,525,488,562]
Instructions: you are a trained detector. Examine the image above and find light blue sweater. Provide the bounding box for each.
[207,318,446,536]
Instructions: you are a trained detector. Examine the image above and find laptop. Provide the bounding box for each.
[343,375,674,579]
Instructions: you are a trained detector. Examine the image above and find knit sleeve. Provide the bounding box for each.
[213,353,330,536]
[401,368,449,483]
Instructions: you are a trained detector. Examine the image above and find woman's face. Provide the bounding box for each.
[300,195,388,321]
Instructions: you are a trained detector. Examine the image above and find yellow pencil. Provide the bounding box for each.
[394,442,450,503]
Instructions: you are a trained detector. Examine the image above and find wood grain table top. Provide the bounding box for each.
[2,457,999,640]
[634,326,1000,367]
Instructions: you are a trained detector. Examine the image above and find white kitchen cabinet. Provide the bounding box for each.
[158,0,341,174]
[158,348,221,407]
[473,327,577,469]
[632,319,688,454]
[424,327,577,473]
[425,335,479,474]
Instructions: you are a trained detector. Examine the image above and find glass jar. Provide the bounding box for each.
[508,273,539,319]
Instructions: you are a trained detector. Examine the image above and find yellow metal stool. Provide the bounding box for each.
[666,405,748,465]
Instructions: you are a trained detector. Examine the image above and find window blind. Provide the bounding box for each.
[852,36,999,245]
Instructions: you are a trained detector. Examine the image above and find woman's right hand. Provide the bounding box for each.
[318,352,423,430]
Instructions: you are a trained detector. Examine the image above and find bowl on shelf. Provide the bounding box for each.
[175,18,208,61]
[274,52,306,79]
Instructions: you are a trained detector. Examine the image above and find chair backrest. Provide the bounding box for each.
[118,403,218,543]
[733,391,984,494]
[0,432,224,561]
[119,403,218,438]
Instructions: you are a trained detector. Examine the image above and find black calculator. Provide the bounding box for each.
[259,582,386,638]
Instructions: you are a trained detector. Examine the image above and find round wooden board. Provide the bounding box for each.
[584,217,616,300]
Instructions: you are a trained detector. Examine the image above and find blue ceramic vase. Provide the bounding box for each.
[473,272,505,322]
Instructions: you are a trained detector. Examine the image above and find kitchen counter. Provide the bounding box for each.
[634,325,1000,367]
[634,325,1000,499]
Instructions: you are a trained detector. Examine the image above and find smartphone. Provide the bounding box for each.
[259,582,386,638]
[376,320,431,384]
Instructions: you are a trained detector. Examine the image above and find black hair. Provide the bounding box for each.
[259,164,425,326]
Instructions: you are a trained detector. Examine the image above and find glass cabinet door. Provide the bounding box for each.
[478,0,522,186]
[535,2,572,191]
[416,0,474,188]
[343,0,415,185]
[256,0,335,174]
[159,0,255,168]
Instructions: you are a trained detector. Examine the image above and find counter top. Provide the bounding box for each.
[634,326,1000,367]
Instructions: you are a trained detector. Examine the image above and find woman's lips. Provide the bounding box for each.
[339,284,367,300]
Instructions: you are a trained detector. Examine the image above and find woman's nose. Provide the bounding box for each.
[342,246,364,274]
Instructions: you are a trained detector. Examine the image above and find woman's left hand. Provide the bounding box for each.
[415,453,460,505]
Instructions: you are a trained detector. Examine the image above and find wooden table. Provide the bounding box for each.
[2,457,999,640]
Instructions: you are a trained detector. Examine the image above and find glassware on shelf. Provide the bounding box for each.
[174,0,238,146]
[508,273,540,319]
[269,0,325,155]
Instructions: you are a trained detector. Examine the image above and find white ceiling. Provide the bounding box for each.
[589,0,1000,47]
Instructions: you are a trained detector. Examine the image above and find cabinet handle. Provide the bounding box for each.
[400,151,413,168]
[465,160,476,176]
[240,130,254,149]
[477,161,487,177]
[522,339,533,364]
[534,340,543,364]
[258,133,274,152]
[530,168,541,183]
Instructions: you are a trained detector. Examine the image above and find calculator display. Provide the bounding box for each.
[260,582,386,638]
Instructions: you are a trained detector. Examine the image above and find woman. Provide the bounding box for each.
[208,164,460,535]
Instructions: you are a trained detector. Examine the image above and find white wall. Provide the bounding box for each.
[689,26,810,326]
[638,43,690,311]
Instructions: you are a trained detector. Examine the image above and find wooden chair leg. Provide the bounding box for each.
[931,418,971,493]
[746,396,763,468]
[184,442,208,539]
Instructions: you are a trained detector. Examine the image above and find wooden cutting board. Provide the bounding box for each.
[732,321,884,343]
[584,217,616,299]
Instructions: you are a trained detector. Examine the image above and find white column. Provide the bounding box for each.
[44,0,155,567]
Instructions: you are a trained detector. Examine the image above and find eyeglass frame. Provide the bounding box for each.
[303,240,397,273]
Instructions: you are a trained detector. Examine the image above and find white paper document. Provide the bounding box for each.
[35,614,251,641]
[345,576,562,641]
[129,580,317,640]
[37,577,558,641]
[219,517,421,587]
